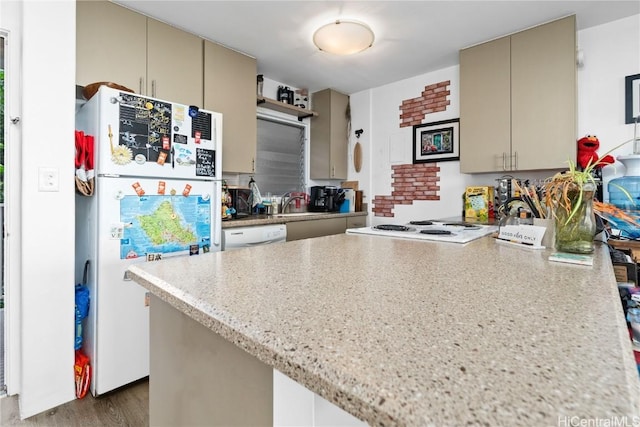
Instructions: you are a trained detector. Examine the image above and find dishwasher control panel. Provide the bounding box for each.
[222,224,287,251]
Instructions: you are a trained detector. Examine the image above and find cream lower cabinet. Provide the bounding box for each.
[204,41,257,173]
[286,216,366,242]
[460,15,576,173]
[346,216,366,229]
[286,217,347,241]
[150,294,365,426]
[77,1,203,108]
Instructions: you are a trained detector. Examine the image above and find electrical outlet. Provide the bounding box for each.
[38,167,59,192]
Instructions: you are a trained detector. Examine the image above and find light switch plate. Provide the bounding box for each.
[38,167,59,192]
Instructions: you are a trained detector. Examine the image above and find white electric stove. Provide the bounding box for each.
[346,220,497,244]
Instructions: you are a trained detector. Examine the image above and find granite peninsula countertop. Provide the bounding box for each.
[128,234,640,426]
[221,210,366,228]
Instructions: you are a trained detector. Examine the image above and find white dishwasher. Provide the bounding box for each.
[222,224,287,251]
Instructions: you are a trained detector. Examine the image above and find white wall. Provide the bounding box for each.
[350,65,485,225]
[577,14,640,201]
[374,66,472,224]
[1,0,76,418]
[347,90,371,204]
[349,14,640,223]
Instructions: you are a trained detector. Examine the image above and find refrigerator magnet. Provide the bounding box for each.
[146,253,162,262]
[134,154,146,165]
[157,181,166,195]
[112,145,133,165]
[156,151,167,166]
[189,244,199,256]
[109,223,124,239]
[132,182,145,196]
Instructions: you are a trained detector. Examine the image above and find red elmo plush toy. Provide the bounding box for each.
[577,135,615,169]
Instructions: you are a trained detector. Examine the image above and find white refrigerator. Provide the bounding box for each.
[75,86,222,395]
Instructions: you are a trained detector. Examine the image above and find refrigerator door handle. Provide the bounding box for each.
[213,181,222,247]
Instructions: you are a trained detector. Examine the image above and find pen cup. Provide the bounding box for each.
[533,218,555,249]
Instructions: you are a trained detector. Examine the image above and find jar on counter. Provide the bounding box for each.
[518,209,533,225]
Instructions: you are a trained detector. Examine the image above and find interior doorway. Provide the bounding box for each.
[0,31,6,394]
[0,33,7,396]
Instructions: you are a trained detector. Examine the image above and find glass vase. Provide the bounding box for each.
[554,183,596,254]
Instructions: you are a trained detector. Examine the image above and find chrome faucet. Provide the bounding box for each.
[280,192,307,213]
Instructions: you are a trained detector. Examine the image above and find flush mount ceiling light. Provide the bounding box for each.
[313,19,374,55]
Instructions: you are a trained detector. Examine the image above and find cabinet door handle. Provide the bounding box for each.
[331,165,335,177]
[139,77,144,95]
[252,158,255,173]
[513,151,518,170]
[151,80,156,98]
[502,152,507,171]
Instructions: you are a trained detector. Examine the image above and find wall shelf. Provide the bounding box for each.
[257,96,318,121]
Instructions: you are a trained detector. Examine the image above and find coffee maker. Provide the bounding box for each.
[309,186,342,212]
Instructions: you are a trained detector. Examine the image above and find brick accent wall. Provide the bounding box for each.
[372,164,440,217]
[372,81,450,217]
[399,81,451,128]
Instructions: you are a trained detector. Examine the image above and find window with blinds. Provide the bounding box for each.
[254,117,306,195]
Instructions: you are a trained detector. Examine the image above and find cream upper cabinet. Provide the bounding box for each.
[204,40,257,174]
[310,89,349,180]
[146,18,203,107]
[76,1,146,93]
[510,16,576,171]
[77,1,203,108]
[460,15,576,173]
[459,37,511,173]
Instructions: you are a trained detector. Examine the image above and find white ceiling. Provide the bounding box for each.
[113,1,640,95]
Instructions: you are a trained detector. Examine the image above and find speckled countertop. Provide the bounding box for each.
[128,235,640,426]
[221,210,367,228]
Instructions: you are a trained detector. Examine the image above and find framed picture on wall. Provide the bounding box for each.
[625,73,640,124]
[412,118,460,163]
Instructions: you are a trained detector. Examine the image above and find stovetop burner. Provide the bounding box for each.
[420,229,454,235]
[441,222,482,230]
[374,224,414,232]
[409,220,433,226]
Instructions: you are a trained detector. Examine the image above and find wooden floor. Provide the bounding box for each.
[0,379,148,426]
